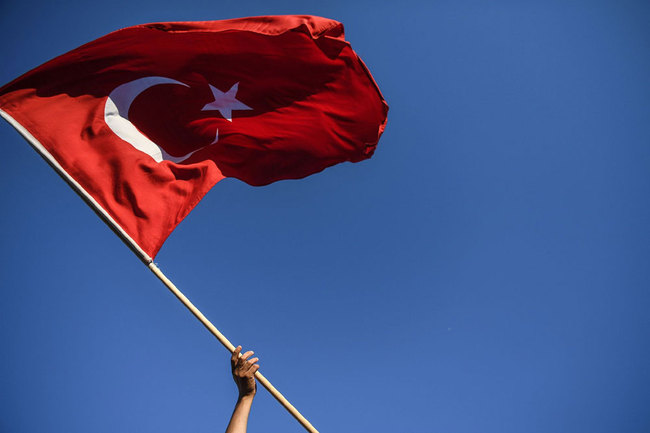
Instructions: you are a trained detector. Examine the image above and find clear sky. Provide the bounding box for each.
[1,1,649,432]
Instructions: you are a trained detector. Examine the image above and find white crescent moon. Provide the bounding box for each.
[104,76,210,163]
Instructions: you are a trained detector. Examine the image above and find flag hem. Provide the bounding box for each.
[0,107,153,264]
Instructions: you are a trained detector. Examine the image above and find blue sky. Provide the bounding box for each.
[1,1,649,432]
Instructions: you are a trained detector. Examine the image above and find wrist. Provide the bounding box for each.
[238,392,255,402]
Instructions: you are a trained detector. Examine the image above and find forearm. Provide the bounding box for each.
[225,394,254,433]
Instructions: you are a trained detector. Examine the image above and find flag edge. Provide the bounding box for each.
[0,107,153,264]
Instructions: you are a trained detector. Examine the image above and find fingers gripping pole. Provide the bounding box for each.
[147,263,319,433]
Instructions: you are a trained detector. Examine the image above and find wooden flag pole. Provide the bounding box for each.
[148,263,319,433]
[1,107,319,433]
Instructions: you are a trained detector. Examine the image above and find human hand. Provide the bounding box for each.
[231,346,260,398]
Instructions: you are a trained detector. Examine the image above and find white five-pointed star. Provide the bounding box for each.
[201,82,252,122]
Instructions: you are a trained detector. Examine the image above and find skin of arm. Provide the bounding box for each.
[225,346,260,433]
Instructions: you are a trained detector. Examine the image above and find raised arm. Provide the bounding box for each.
[225,346,260,433]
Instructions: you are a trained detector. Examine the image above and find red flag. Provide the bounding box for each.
[0,16,388,260]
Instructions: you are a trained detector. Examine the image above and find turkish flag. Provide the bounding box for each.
[0,16,388,260]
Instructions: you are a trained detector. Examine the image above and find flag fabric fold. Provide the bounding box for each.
[0,15,388,259]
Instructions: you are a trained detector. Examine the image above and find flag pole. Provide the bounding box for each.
[1,108,319,433]
[147,263,320,433]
